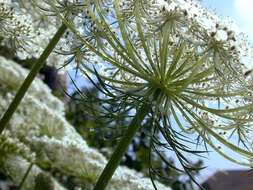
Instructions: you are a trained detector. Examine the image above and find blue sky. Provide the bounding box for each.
[196,0,253,183]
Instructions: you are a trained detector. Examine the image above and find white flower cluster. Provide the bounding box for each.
[2,155,67,190]
[157,0,253,72]
[0,134,35,162]
[26,136,171,190]
[0,56,172,189]
[0,0,67,68]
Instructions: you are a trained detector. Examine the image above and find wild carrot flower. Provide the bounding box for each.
[47,0,253,165]
[2,0,253,188]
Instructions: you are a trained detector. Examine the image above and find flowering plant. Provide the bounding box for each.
[0,0,253,189]
[0,56,171,190]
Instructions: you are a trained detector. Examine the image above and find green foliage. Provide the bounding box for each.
[35,173,54,190]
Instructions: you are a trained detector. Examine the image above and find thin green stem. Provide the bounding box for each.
[17,163,33,190]
[0,24,67,134]
[93,103,150,190]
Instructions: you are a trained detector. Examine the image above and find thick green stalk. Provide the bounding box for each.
[0,24,67,134]
[93,103,150,190]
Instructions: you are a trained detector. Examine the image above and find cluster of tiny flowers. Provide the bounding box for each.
[0,56,81,139]
[0,134,35,163]
[36,0,117,72]
[0,1,32,51]
[0,56,172,189]
[109,166,171,190]
[0,56,65,115]
[0,0,67,69]
[26,136,107,181]
[160,0,253,77]
[27,135,172,190]
[2,155,67,190]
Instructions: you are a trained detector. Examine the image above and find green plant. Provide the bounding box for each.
[1,0,253,190]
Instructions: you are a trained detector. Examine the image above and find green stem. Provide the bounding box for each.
[93,103,150,190]
[17,163,33,190]
[0,24,67,134]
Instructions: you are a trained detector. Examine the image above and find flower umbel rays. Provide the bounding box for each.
[46,0,253,188]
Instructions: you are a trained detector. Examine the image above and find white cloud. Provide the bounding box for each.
[234,0,253,41]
